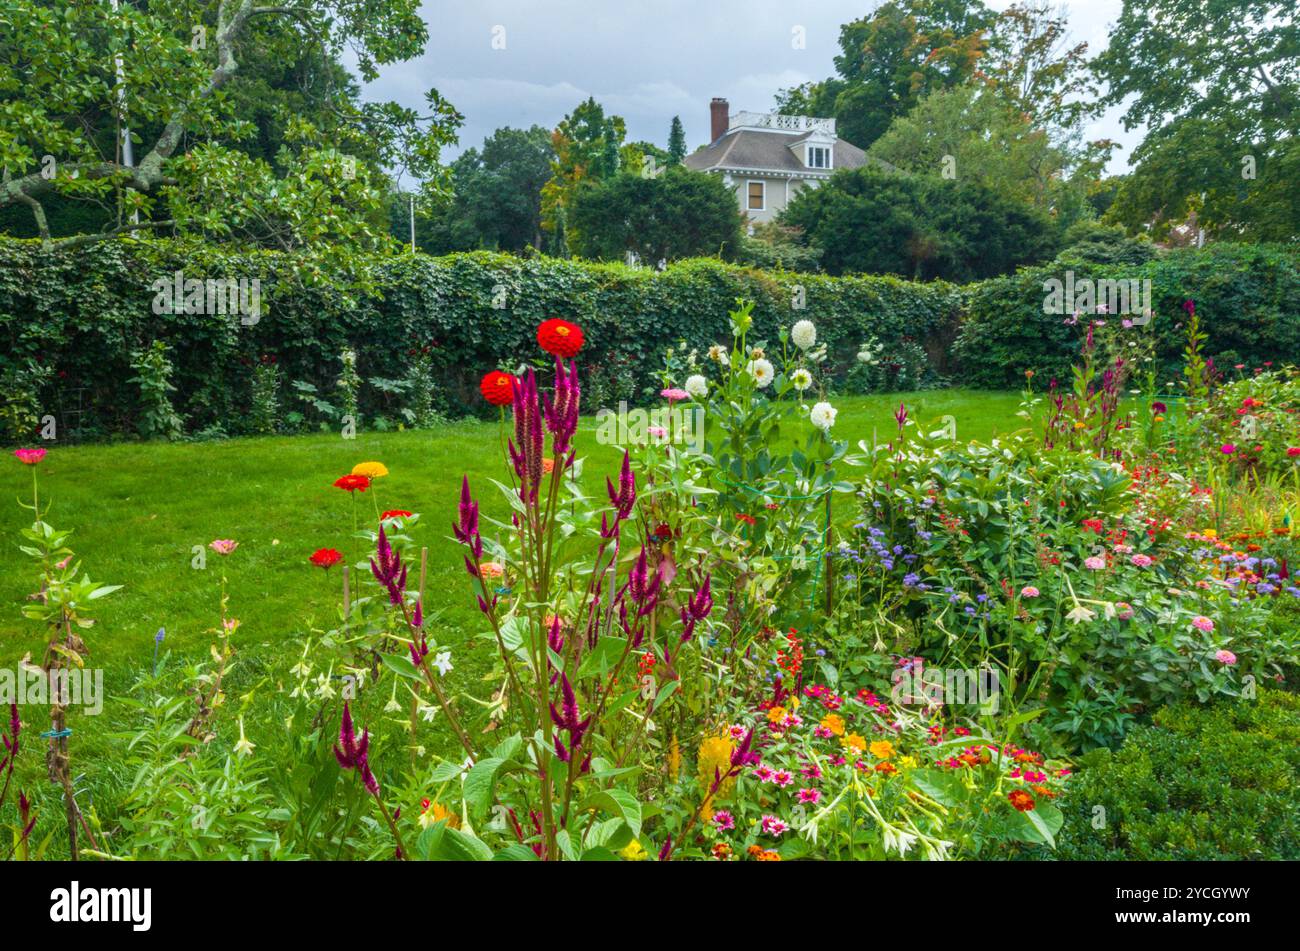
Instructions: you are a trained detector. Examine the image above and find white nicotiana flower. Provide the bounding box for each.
[432,651,453,676]
[233,717,255,758]
[1066,604,1096,624]
[746,358,775,388]
[791,319,817,350]
[809,401,838,432]
[791,368,813,392]
[685,374,709,398]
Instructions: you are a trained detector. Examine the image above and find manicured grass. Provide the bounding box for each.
[0,389,1024,830]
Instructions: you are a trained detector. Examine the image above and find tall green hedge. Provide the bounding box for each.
[954,243,1300,388]
[0,239,960,439]
[1,237,1296,440]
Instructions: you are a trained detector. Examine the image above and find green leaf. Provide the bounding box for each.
[380,653,422,682]
[576,788,642,839]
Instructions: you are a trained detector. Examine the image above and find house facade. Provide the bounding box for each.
[684,98,869,225]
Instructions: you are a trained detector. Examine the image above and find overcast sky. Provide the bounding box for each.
[356,0,1139,181]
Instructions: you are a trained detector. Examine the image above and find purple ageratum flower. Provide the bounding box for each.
[334,701,379,795]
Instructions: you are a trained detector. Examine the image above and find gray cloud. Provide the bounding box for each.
[354,0,1139,176]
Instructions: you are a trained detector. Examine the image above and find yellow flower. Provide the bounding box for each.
[899,755,918,770]
[870,740,895,760]
[820,713,845,736]
[842,733,867,754]
[352,461,389,478]
[766,706,788,724]
[419,800,460,830]
[697,733,735,820]
[620,839,648,861]
[668,734,681,783]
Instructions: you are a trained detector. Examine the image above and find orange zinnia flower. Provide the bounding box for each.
[1008,789,1035,812]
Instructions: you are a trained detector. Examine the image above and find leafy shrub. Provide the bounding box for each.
[955,243,1300,389]
[1049,690,1300,860]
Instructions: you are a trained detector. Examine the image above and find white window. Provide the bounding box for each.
[747,180,765,211]
[806,145,831,169]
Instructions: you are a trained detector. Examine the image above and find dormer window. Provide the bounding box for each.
[806,145,831,169]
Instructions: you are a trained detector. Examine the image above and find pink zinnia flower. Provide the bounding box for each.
[647,426,668,440]
[661,388,690,403]
[1020,585,1040,598]
[752,764,773,782]
[1130,554,1154,568]
[797,788,821,804]
[13,448,46,465]
[772,769,794,787]
[209,539,239,555]
[1084,556,1106,570]
[1214,649,1237,665]
[1191,615,1214,633]
[712,810,735,831]
[1221,444,1236,454]
[760,814,788,836]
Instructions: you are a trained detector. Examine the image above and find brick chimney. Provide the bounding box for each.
[710,98,729,143]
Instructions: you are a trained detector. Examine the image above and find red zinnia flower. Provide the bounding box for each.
[310,548,344,570]
[537,319,584,358]
[334,474,371,493]
[1287,447,1300,457]
[480,371,515,406]
[1008,789,1036,812]
[735,513,756,526]
[13,448,46,465]
[382,509,413,520]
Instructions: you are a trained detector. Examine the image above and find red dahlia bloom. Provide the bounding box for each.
[480,371,515,406]
[310,548,344,569]
[333,474,371,493]
[537,319,584,358]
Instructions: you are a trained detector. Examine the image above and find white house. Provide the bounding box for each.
[685,98,870,226]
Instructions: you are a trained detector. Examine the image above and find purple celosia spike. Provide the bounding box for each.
[658,836,672,861]
[730,727,755,768]
[413,599,424,630]
[453,476,479,544]
[689,574,713,620]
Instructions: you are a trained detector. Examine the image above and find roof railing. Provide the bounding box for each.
[728,111,836,135]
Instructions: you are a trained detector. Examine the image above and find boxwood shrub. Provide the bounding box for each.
[1047,689,1300,861]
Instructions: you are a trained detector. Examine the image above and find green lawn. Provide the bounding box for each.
[0,389,1024,829]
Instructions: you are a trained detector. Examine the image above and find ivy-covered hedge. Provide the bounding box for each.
[1,238,1296,440]
[0,238,961,439]
[954,243,1300,388]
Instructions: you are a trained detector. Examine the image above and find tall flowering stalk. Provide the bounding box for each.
[450,334,713,858]
[335,700,407,860]
[13,450,119,859]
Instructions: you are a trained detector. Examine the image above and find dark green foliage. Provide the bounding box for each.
[953,243,1300,388]
[1050,690,1300,860]
[0,238,959,440]
[567,167,743,264]
[782,166,1060,280]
